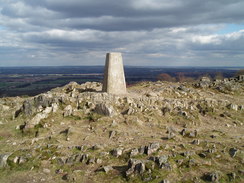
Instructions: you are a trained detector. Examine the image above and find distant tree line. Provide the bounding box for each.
[157,69,244,82]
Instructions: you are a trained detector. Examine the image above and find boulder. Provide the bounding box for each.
[126,159,145,176]
[94,103,115,116]
[25,107,52,128]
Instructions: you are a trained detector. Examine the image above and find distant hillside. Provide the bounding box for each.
[0,66,242,97]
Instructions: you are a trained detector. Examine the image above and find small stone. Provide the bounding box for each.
[225,124,231,128]
[63,105,73,117]
[87,158,96,165]
[138,146,145,154]
[111,120,118,127]
[43,168,51,174]
[156,156,168,168]
[109,131,116,139]
[55,169,64,174]
[189,130,197,138]
[74,146,83,151]
[203,172,219,182]
[0,154,10,168]
[18,156,27,164]
[102,166,113,173]
[65,156,75,165]
[198,153,207,158]
[112,148,123,157]
[13,157,19,164]
[92,144,104,150]
[227,172,236,180]
[181,151,194,157]
[95,158,102,164]
[161,179,170,183]
[192,139,200,145]
[130,148,139,157]
[180,128,187,136]
[167,132,176,139]
[229,148,238,157]
[80,154,89,163]
[126,159,145,176]
[210,135,217,138]
[207,148,217,153]
[62,173,69,181]
[145,143,160,155]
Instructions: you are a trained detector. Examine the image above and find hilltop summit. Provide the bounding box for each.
[0,77,243,183]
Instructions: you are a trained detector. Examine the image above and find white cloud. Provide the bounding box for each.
[0,0,244,66]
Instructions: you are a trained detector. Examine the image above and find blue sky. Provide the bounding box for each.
[217,24,244,34]
[0,0,244,67]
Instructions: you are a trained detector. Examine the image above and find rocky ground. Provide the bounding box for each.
[0,76,243,183]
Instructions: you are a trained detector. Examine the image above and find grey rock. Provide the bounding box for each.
[180,128,187,136]
[138,146,145,154]
[13,156,19,164]
[203,172,219,182]
[145,143,160,155]
[25,106,52,128]
[102,166,113,173]
[57,157,66,165]
[62,173,69,181]
[167,131,176,139]
[87,157,96,165]
[198,153,207,158]
[22,100,34,116]
[181,151,194,157]
[74,145,84,151]
[109,131,116,139]
[151,155,169,168]
[112,148,123,157]
[207,148,217,154]
[192,139,200,145]
[81,154,89,163]
[130,148,139,157]
[239,105,244,110]
[189,130,198,138]
[126,159,145,176]
[34,94,55,108]
[0,154,10,168]
[73,154,83,162]
[161,180,170,183]
[95,158,102,164]
[226,104,238,111]
[66,156,75,165]
[18,156,27,164]
[92,144,104,150]
[43,168,51,174]
[94,103,116,116]
[195,77,211,88]
[63,105,73,117]
[229,148,238,157]
[227,172,236,180]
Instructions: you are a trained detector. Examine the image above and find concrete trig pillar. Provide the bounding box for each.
[102,52,127,94]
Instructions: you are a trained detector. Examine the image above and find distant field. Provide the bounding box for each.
[0,66,242,97]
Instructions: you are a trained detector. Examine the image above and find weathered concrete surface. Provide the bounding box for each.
[102,52,127,94]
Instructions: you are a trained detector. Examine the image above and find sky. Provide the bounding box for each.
[0,0,244,67]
